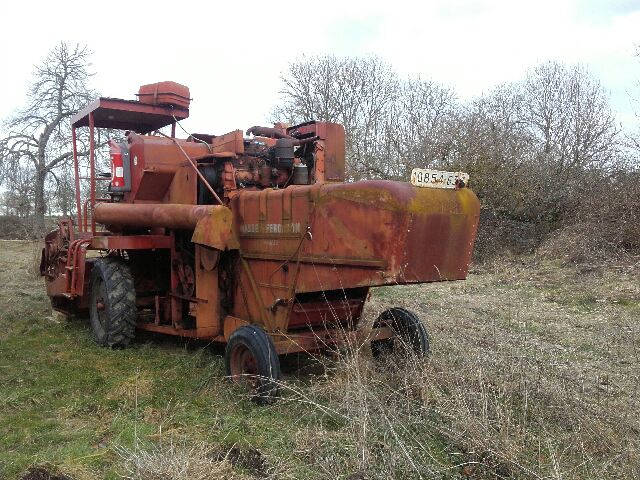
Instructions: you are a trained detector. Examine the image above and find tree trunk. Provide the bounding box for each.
[33,170,46,236]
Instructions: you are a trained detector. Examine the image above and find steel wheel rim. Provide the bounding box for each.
[229,343,259,392]
[92,276,108,336]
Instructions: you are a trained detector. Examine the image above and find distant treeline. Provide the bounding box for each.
[273,56,640,261]
[2,49,639,261]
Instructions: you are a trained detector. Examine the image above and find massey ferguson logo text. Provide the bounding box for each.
[240,223,302,234]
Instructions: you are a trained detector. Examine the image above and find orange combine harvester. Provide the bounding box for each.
[40,81,480,403]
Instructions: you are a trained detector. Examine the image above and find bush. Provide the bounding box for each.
[539,171,640,263]
[0,215,32,239]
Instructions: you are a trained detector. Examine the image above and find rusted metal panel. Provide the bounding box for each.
[297,180,480,290]
[135,171,175,201]
[71,97,188,133]
[223,179,478,332]
[317,123,345,182]
[240,251,385,268]
[69,242,89,296]
[287,122,345,183]
[136,322,221,340]
[270,325,393,355]
[231,180,479,298]
[126,134,210,203]
[191,206,239,251]
[271,328,359,355]
[45,274,69,298]
[165,165,196,204]
[194,245,222,336]
[223,315,250,341]
[209,130,244,155]
[90,235,173,250]
[288,297,366,328]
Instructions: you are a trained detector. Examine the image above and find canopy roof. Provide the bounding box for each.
[71,97,189,133]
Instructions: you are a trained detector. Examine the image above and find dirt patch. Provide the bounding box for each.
[21,467,72,480]
[217,445,268,477]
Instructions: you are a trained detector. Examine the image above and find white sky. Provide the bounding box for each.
[0,0,638,136]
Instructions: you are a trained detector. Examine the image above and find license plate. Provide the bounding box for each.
[410,168,469,189]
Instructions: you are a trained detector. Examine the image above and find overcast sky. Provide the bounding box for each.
[0,0,638,136]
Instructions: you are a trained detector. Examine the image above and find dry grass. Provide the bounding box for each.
[279,257,640,479]
[115,442,240,480]
[539,221,640,264]
[2,240,639,479]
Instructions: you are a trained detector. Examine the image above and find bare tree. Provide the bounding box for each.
[385,77,457,177]
[0,42,95,234]
[48,162,77,217]
[627,44,640,156]
[274,55,457,180]
[1,160,35,217]
[523,61,619,172]
[451,63,620,219]
[274,56,400,179]
[451,83,536,217]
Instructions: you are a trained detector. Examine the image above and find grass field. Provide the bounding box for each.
[0,240,638,479]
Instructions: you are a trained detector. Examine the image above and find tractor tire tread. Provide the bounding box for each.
[90,257,137,348]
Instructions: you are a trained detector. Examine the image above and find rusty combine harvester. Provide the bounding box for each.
[40,81,480,403]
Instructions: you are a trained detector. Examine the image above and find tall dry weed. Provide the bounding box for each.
[280,291,639,479]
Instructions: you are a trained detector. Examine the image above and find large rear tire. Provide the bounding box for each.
[89,257,137,348]
[225,325,281,405]
[371,307,430,357]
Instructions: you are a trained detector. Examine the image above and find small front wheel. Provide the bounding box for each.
[225,325,281,405]
[371,307,430,357]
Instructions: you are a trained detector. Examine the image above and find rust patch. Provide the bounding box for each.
[191,206,239,251]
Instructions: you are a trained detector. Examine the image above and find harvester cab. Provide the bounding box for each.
[40,81,480,403]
